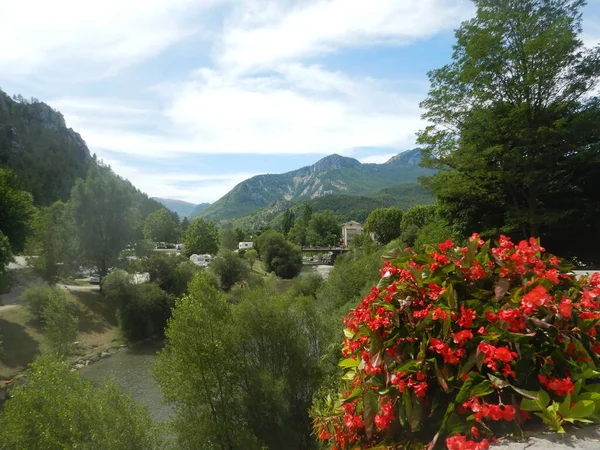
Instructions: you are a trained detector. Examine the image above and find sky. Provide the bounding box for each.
[1,0,599,204]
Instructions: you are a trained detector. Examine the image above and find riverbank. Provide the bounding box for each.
[0,288,122,381]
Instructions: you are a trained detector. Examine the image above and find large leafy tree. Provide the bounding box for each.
[27,201,77,284]
[182,217,220,256]
[306,211,340,247]
[0,168,36,253]
[0,356,163,449]
[418,0,600,262]
[143,208,179,243]
[70,165,136,278]
[256,230,302,279]
[364,207,403,244]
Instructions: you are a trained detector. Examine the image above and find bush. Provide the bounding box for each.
[291,273,323,299]
[256,231,302,279]
[21,283,54,320]
[117,283,174,341]
[313,234,600,449]
[42,289,78,356]
[144,252,198,296]
[209,250,250,291]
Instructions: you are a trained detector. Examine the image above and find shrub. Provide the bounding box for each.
[117,283,174,341]
[312,234,600,449]
[21,283,54,320]
[256,231,302,279]
[42,289,78,356]
[291,273,323,299]
[209,250,250,291]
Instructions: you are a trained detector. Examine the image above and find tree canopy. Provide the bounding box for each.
[0,168,36,253]
[418,0,600,263]
[364,207,403,244]
[256,230,302,279]
[183,218,220,256]
[143,208,180,243]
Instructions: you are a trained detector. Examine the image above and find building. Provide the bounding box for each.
[238,242,253,250]
[189,254,212,267]
[341,221,363,247]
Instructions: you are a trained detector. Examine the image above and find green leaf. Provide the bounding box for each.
[488,374,510,389]
[470,380,494,398]
[409,393,423,432]
[558,392,572,417]
[510,386,539,401]
[456,372,482,404]
[339,357,359,369]
[521,397,541,412]
[344,385,363,403]
[434,358,452,393]
[343,328,355,339]
[458,349,478,379]
[565,400,595,419]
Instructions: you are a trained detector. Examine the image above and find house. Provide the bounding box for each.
[189,254,212,267]
[341,221,363,247]
[238,242,253,250]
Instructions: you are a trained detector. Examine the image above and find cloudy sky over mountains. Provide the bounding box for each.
[1,0,599,203]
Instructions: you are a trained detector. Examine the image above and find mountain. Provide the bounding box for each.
[0,90,92,205]
[194,148,434,222]
[152,198,208,218]
[188,202,211,217]
[228,182,435,230]
[0,89,162,217]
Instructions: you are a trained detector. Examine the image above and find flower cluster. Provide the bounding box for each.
[312,235,600,449]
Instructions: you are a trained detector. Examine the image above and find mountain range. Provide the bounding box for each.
[152,198,210,219]
[188,149,435,222]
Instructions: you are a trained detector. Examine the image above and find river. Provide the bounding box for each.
[80,342,172,422]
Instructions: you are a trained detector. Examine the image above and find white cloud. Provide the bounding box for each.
[218,0,472,72]
[359,153,397,164]
[0,0,225,79]
[103,158,258,203]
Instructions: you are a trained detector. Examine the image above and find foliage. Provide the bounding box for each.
[143,208,180,243]
[27,201,76,284]
[417,0,600,264]
[102,270,175,340]
[209,249,250,291]
[313,234,600,449]
[282,208,295,236]
[400,204,438,248]
[0,230,12,280]
[413,217,461,250]
[143,252,198,297]
[256,230,302,279]
[291,272,323,299]
[180,216,190,233]
[0,168,36,253]
[364,207,403,245]
[0,355,163,449]
[306,210,340,247]
[41,288,78,356]
[155,273,324,448]
[155,273,255,449]
[244,248,258,268]
[117,282,175,341]
[182,217,220,257]
[219,227,239,251]
[21,283,54,320]
[71,165,137,277]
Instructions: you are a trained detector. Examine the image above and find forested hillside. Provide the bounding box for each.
[229,182,434,230]
[195,149,435,221]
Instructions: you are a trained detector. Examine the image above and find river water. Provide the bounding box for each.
[80,342,172,422]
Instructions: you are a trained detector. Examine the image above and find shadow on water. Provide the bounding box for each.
[0,319,40,370]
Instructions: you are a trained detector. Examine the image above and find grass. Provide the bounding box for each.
[0,289,123,380]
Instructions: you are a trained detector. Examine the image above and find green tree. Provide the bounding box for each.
[0,168,36,253]
[27,201,76,284]
[233,226,246,243]
[281,208,295,236]
[256,230,302,279]
[209,249,250,291]
[70,165,136,279]
[155,273,254,449]
[417,0,600,263]
[244,248,258,269]
[219,227,239,251]
[306,211,340,247]
[400,205,438,247]
[143,208,179,243]
[182,218,220,257]
[180,216,190,235]
[0,356,163,449]
[0,230,13,288]
[21,283,54,321]
[363,207,403,244]
[143,252,198,297]
[42,288,78,356]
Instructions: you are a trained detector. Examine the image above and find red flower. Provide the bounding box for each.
[374,398,395,431]
[538,374,574,396]
[498,309,519,323]
[458,306,476,328]
[453,329,474,346]
[446,435,490,450]
[520,285,551,314]
[438,239,456,253]
[502,364,516,379]
[485,312,499,323]
[432,307,448,321]
[558,298,572,319]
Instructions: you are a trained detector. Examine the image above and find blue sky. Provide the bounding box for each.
[1,0,599,204]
